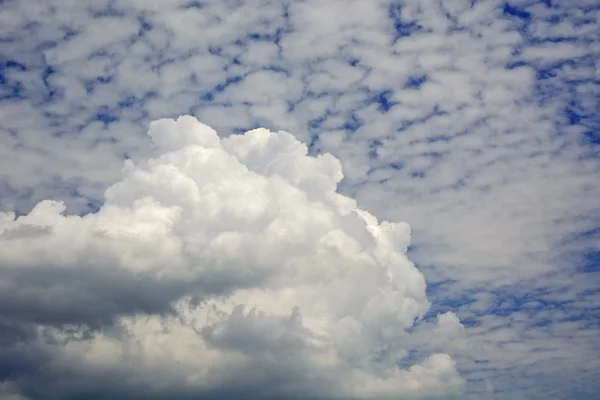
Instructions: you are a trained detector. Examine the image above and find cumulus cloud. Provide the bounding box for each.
[0,116,463,399]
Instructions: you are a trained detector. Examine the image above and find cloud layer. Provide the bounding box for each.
[0,116,465,399]
[1,0,598,398]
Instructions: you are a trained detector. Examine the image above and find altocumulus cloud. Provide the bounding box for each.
[0,116,464,400]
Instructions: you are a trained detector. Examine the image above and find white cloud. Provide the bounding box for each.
[0,116,463,399]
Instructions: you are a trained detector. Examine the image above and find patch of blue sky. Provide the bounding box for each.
[341,112,362,134]
[95,109,120,126]
[502,2,532,21]
[404,75,428,89]
[425,281,475,317]
[201,75,243,101]
[248,28,285,44]
[388,2,423,42]
[0,59,27,100]
[572,232,600,275]
[118,90,157,109]
[231,123,262,135]
[367,90,396,113]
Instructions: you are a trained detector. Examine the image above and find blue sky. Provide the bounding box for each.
[0,0,599,399]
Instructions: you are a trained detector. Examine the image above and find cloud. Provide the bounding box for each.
[0,116,463,399]
[1,0,599,398]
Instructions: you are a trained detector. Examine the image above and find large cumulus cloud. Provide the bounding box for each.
[0,116,463,399]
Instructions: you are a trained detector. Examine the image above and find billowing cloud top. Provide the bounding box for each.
[0,116,463,400]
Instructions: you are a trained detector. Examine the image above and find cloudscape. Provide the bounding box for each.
[0,1,598,399]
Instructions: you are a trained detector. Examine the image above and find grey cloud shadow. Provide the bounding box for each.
[0,262,273,331]
[0,265,187,330]
[0,260,283,399]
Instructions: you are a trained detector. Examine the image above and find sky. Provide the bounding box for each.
[0,0,598,399]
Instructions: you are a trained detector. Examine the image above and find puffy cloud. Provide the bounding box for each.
[0,116,462,399]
